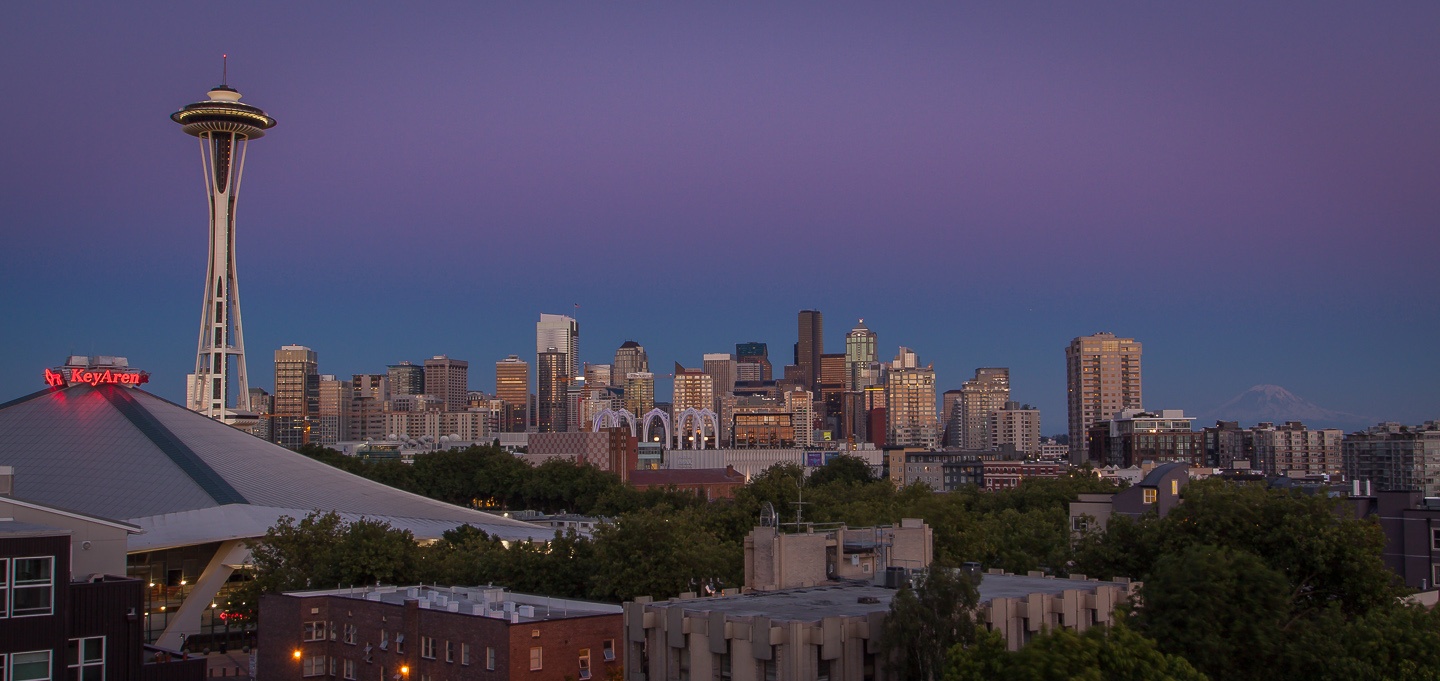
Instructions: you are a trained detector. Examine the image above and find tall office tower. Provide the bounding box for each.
[350,374,387,442]
[797,310,824,391]
[735,362,762,383]
[736,342,773,382]
[316,375,352,446]
[672,363,715,447]
[785,388,816,447]
[173,73,276,427]
[584,363,613,388]
[494,355,530,432]
[959,368,1011,450]
[537,348,569,433]
[892,347,919,370]
[536,314,580,379]
[625,372,655,416]
[423,355,469,412]
[844,320,878,391]
[990,401,1041,454]
[1066,333,1143,462]
[887,356,938,449]
[272,345,319,449]
[351,374,388,402]
[940,389,965,447]
[703,353,737,399]
[248,387,273,442]
[387,361,425,397]
[613,341,649,380]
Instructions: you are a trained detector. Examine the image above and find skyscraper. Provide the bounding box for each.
[624,372,656,417]
[584,363,613,388]
[797,310,824,391]
[887,348,938,449]
[959,368,1011,450]
[423,355,469,412]
[736,342,772,382]
[494,355,530,432]
[844,320,877,390]
[672,363,715,447]
[537,314,580,379]
[537,348,568,433]
[702,353,737,400]
[387,361,425,397]
[173,73,275,427]
[272,345,318,449]
[1066,333,1143,462]
[613,341,649,381]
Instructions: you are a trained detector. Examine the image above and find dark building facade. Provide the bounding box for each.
[797,310,823,392]
[1348,490,1440,590]
[0,521,204,681]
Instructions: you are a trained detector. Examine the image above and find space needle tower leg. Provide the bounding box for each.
[172,68,275,429]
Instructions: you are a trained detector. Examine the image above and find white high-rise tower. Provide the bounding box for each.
[172,66,275,427]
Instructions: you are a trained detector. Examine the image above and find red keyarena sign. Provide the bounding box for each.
[45,367,150,388]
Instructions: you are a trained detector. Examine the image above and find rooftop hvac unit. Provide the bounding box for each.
[517,605,535,618]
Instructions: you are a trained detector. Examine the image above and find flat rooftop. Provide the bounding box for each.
[285,584,621,622]
[662,574,1128,621]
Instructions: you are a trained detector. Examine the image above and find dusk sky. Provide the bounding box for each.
[2,2,1436,430]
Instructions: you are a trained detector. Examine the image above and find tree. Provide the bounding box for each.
[945,619,1207,681]
[879,566,982,681]
[805,454,877,487]
[587,507,740,601]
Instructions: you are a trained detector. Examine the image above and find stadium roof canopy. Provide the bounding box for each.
[0,384,552,551]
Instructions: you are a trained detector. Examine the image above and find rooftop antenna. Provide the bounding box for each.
[221,54,228,87]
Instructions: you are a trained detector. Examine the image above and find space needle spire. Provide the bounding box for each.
[171,62,276,427]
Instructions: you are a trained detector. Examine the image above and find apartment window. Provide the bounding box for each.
[12,557,54,617]
[330,657,337,677]
[343,624,357,645]
[1170,479,1179,495]
[460,644,471,667]
[1432,528,1440,551]
[529,646,543,671]
[716,652,731,680]
[68,637,105,681]
[13,651,52,681]
[0,558,7,618]
[1072,516,1089,532]
[603,639,615,662]
[303,655,327,677]
[1143,488,1157,504]
[394,634,404,654]
[379,630,388,651]
[444,641,454,663]
[761,656,777,681]
[817,656,832,681]
[420,637,435,660]
[343,659,356,680]
[485,647,495,671]
[578,648,591,680]
[304,621,328,642]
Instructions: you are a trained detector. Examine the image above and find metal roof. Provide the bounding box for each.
[0,385,552,550]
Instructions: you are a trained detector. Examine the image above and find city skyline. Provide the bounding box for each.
[1,3,1437,427]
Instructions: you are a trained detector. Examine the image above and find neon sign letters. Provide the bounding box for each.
[44,367,150,388]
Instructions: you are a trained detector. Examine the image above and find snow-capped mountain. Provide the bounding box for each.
[1199,385,1370,430]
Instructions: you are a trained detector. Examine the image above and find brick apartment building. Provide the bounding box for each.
[259,585,622,681]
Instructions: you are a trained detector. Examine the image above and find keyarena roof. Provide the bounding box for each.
[0,384,552,550]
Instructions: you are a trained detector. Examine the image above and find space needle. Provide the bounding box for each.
[172,60,275,428]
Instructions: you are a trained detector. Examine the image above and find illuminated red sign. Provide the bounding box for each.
[45,367,150,388]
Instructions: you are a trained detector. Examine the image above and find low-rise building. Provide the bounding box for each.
[1347,490,1440,590]
[743,520,933,592]
[1087,410,1202,468]
[259,585,623,681]
[981,460,1064,491]
[1069,463,1189,535]
[630,467,748,501]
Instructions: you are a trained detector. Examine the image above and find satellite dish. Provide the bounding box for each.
[760,501,777,528]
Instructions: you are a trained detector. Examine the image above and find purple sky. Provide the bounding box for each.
[1,2,1436,429]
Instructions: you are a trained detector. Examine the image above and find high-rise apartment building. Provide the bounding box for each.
[736,342,772,382]
[887,350,938,449]
[797,310,824,391]
[1252,421,1344,477]
[1066,333,1143,463]
[494,355,529,432]
[673,363,715,447]
[941,389,965,447]
[316,375,352,446]
[844,320,878,391]
[702,353,737,400]
[537,314,580,379]
[387,361,425,397]
[959,368,1011,450]
[537,348,568,433]
[249,387,273,442]
[614,341,649,382]
[585,363,613,388]
[423,355,469,412]
[273,345,319,449]
[625,372,655,416]
[785,388,815,447]
[990,401,1041,454]
[1344,423,1440,497]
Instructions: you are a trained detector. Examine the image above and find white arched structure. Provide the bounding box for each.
[641,408,671,445]
[674,407,721,449]
[591,408,637,436]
